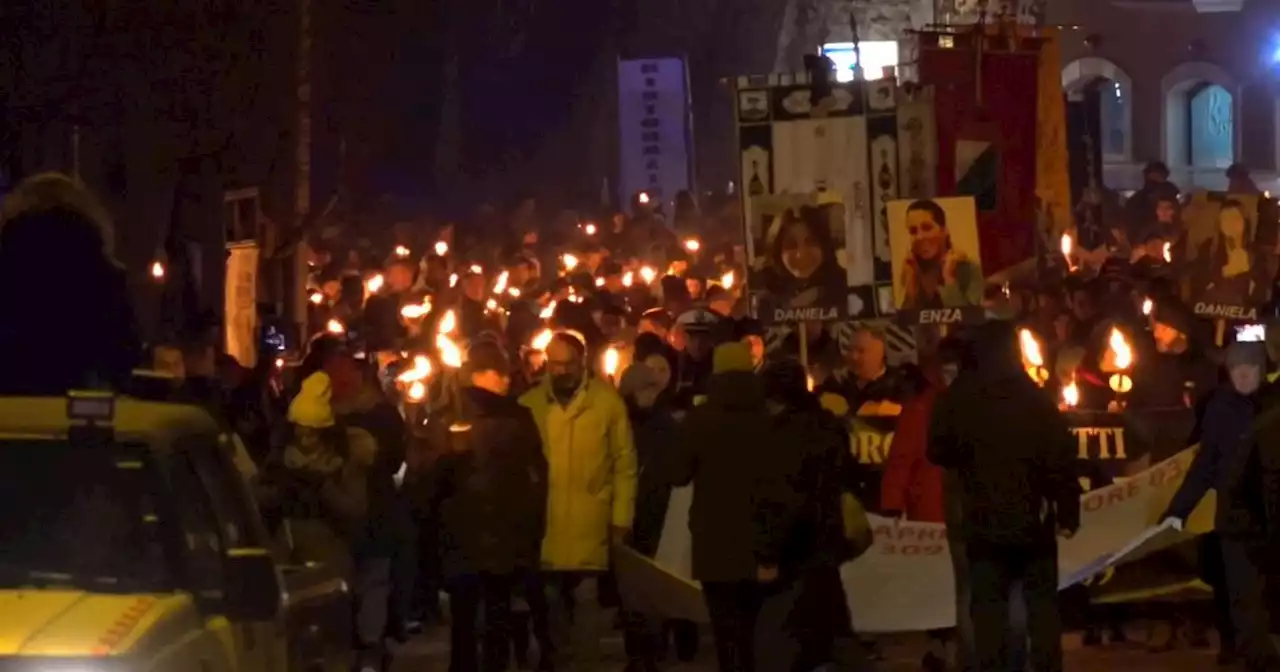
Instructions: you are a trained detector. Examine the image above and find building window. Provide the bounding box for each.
[1097,80,1128,160]
[820,41,900,82]
[1188,83,1234,168]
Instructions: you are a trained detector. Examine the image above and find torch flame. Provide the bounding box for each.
[683,238,701,253]
[603,346,620,377]
[1062,379,1080,408]
[584,223,598,236]
[1142,298,1154,316]
[150,261,165,280]
[434,241,449,256]
[639,266,657,284]
[309,291,324,305]
[469,264,483,275]
[449,273,458,288]
[326,319,346,335]
[508,287,522,298]
[394,245,411,258]
[485,298,500,313]
[622,271,634,288]
[1162,241,1172,263]
[437,309,457,335]
[1060,232,1076,271]
[720,270,736,290]
[595,277,605,288]
[531,328,554,352]
[562,254,579,272]
[407,381,426,402]
[397,355,434,383]
[365,273,385,294]
[1018,328,1044,368]
[540,300,557,320]
[638,192,650,205]
[493,270,509,295]
[436,334,463,369]
[1109,327,1133,370]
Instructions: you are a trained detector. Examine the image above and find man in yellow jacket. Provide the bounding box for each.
[520,332,637,670]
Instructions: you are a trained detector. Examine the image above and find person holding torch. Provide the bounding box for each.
[417,341,549,672]
[518,332,637,669]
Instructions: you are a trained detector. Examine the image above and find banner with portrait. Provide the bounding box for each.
[1182,191,1269,321]
[886,196,985,325]
[748,192,864,323]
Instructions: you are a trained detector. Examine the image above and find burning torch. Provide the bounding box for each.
[1018,328,1049,386]
[1104,327,1135,410]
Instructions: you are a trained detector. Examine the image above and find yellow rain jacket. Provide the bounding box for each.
[520,375,637,570]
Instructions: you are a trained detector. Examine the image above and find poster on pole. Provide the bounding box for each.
[225,242,260,368]
[736,74,878,324]
[886,196,985,325]
[617,57,692,209]
[1182,191,1268,321]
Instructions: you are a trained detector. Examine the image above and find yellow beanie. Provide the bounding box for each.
[288,372,336,428]
[712,342,754,374]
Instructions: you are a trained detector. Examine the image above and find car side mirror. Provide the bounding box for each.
[224,548,283,621]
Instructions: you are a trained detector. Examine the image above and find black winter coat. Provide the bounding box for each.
[753,400,860,576]
[927,325,1081,548]
[627,400,679,558]
[668,371,775,583]
[421,387,548,576]
[1166,386,1267,539]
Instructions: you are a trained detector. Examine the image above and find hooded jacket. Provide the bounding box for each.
[520,375,637,570]
[0,173,141,394]
[424,387,548,575]
[668,370,776,582]
[753,394,860,575]
[927,322,1081,547]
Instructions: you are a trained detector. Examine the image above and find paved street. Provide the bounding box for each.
[391,626,1223,670]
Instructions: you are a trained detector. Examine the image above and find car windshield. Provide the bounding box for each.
[0,438,171,592]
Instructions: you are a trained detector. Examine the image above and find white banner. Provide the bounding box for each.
[630,447,1214,633]
[617,58,691,209]
[224,242,260,368]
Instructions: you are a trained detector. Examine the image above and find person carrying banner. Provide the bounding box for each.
[667,342,773,672]
[1163,342,1280,671]
[752,358,871,671]
[927,320,1080,672]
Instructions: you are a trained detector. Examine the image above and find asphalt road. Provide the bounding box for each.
[390,626,1225,671]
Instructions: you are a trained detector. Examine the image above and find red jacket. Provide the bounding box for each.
[880,383,946,523]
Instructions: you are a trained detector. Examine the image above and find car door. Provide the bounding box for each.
[181,434,288,672]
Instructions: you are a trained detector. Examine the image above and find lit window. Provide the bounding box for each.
[820,41,901,82]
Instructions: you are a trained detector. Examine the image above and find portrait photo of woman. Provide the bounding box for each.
[753,202,849,316]
[1190,199,1266,309]
[888,197,984,311]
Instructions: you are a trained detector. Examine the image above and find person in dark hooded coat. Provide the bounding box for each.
[927,320,1080,672]
[0,173,141,394]
[667,342,775,672]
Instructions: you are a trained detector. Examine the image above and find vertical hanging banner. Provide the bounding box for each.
[617,58,692,209]
[225,242,260,368]
[736,73,876,324]
[918,26,1044,275]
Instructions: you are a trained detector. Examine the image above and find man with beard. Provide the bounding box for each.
[519,332,636,670]
[927,321,1080,672]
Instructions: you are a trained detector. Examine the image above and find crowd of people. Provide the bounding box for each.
[6,163,1280,672]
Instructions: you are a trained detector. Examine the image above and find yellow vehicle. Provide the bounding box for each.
[0,393,351,671]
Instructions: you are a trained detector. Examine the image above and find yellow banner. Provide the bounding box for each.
[1035,26,1072,238]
